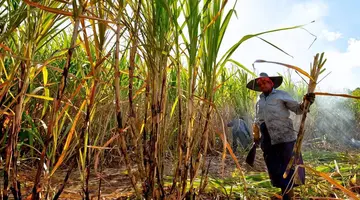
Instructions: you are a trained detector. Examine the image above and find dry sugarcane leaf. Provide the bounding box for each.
[23,0,116,24]
[314,92,360,100]
[303,165,359,200]
[253,59,315,82]
[50,100,86,176]
[215,130,248,189]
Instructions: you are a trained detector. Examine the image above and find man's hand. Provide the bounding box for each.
[252,124,260,145]
[300,93,315,110]
[303,93,315,105]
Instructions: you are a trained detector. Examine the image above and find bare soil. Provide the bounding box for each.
[2,150,267,199]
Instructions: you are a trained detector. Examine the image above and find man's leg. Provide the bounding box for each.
[281,188,294,200]
[239,131,251,150]
[232,132,239,151]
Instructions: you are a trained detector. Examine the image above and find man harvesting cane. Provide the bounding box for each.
[247,72,315,199]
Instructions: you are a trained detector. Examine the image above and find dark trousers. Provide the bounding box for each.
[232,131,250,150]
[260,123,305,191]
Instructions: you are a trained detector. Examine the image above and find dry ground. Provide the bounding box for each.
[1,150,267,199]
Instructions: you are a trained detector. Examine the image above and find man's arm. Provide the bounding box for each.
[243,121,251,138]
[253,101,260,143]
[254,101,261,126]
[227,120,234,127]
[282,91,303,115]
[282,91,316,115]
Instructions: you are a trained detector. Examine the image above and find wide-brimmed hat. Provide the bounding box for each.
[246,72,283,91]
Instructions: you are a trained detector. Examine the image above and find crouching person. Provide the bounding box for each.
[227,117,252,152]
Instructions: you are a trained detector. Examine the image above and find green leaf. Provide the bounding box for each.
[42,66,48,85]
[217,9,234,51]
[226,59,256,77]
[218,21,315,65]
[25,94,54,101]
[170,96,178,118]
[41,88,50,118]
[257,37,293,58]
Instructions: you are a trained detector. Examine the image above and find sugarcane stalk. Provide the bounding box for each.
[128,0,146,179]
[187,104,212,195]
[157,56,168,197]
[52,158,76,200]
[3,60,28,200]
[143,75,150,176]
[182,69,196,195]
[78,17,97,200]
[113,21,140,197]
[148,58,161,199]
[79,85,95,200]
[170,28,183,193]
[32,2,82,199]
[283,52,327,179]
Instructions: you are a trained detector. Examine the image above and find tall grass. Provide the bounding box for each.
[0,0,342,199]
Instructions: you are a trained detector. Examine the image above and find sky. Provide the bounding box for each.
[221,0,360,92]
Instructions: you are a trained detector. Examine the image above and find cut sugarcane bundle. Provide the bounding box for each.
[283,52,327,179]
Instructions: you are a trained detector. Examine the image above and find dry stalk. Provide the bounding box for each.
[31,3,82,199]
[148,61,161,199]
[157,57,169,197]
[128,0,146,179]
[3,60,29,200]
[188,104,212,194]
[170,37,183,194]
[78,17,100,200]
[113,21,140,197]
[284,53,327,179]
[314,92,360,99]
[52,160,76,200]
[181,61,198,195]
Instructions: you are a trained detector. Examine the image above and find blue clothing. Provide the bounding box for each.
[228,119,251,149]
[254,89,304,145]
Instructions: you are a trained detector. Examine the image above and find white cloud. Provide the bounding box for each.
[221,0,360,91]
[347,38,360,53]
[317,38,360,91]
[322,30,342,41]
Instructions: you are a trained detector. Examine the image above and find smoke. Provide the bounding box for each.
[293,95,359,149]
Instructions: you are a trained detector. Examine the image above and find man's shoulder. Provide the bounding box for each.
[274,89,287,93]
[273,89,289,96]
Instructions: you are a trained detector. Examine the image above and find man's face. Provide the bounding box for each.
[256,77,274,93]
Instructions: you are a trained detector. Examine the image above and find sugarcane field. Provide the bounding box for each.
[1,0,360,199]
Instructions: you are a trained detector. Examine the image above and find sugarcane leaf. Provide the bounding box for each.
[218,21,315,65]
[23,0,115,23]
[217,9,234,51]
[25,94,53,101]
[22,114,44,147]
[227,59,256,77]
[304,165,359,199]
[42,66,48,85]
[257,36,293,58]
[94,133,120,173]
[320,68,326,74]
[24,87,45,104]
[253,59,314,81]
[41,67,50,118]
[50,100,86,176]
[170,96,178,118]
[314,92,360,100]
